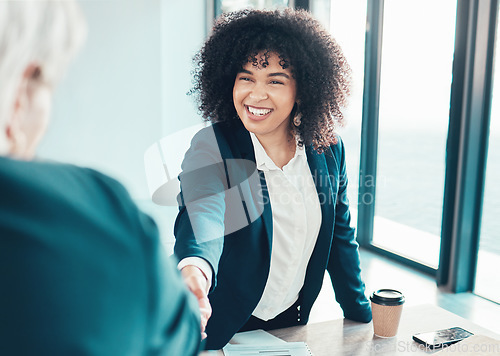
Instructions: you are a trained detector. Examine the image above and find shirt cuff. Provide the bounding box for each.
[177,257,213,293]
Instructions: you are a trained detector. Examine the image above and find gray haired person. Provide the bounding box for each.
[0,1,201,355]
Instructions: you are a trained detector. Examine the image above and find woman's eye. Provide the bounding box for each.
[270,80,284,85]
[239,77,252,82]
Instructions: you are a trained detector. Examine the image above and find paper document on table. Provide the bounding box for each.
[223,341,313,356]
[228,329,286,346]
[433,335,500,355]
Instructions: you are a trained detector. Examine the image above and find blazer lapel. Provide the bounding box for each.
[224,122,273,254]
[300,147,336,310]
[306,147,335,252]
[257,171,273,253]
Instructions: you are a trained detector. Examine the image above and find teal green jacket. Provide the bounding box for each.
[174,121,372,350]
[0,157,200,356]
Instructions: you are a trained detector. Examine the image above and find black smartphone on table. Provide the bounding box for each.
[412,327,474,349]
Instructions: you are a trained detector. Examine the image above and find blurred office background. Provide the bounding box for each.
[37,0,499,330]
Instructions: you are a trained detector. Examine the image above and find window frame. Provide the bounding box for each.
[357,0,498,288]
[437,0,498,292]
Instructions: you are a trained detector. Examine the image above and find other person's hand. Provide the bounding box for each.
[181,265,212,339]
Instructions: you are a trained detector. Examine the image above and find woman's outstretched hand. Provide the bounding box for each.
[180,265,212,339]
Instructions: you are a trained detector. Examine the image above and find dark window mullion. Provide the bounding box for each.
[438,0,498,292]
[357,0,384,246]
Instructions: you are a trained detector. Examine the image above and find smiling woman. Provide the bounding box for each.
[174,8,371,350]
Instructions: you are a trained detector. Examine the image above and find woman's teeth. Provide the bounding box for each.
[248,106,272,116]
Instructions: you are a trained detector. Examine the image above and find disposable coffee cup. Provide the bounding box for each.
[370,289,405,338]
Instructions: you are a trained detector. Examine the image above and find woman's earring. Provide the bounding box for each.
[293,111,302,127]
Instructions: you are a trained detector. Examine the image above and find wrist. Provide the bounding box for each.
[181,265,209,293]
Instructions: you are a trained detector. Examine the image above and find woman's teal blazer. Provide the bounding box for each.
[174,120,372,350]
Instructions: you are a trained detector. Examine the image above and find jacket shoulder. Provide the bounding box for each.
[329,135,345,158]
[189,121,251,160]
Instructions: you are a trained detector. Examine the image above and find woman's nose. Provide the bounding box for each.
[249,84,268,101]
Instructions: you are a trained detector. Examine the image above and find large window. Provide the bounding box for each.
[371,0,457,268]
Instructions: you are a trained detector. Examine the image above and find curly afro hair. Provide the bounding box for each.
[191,8,352,151]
